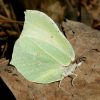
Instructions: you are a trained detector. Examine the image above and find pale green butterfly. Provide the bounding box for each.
[10,10,82,84]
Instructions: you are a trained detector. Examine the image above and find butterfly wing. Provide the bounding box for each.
[11,10,75,83]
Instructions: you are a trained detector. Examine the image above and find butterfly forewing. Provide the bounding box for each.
[11,10,75,83]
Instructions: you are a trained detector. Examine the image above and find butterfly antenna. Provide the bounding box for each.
[80,49,100,58]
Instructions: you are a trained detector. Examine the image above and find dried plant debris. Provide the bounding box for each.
[0,20,100,100]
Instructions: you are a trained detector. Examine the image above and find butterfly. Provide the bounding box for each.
[10,10,84,84]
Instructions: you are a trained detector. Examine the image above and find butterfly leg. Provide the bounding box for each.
[58,75,71,95]
[68,73,77,86]
[59,75,64,88]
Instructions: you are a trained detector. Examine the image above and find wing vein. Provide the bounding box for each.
[32,39,63,65]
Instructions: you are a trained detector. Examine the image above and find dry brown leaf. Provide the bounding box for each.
[0,20,100,100]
